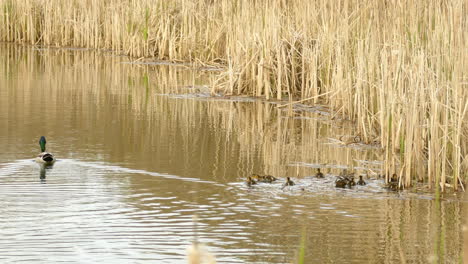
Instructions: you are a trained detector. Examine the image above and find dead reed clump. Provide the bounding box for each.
[1,0,467,191]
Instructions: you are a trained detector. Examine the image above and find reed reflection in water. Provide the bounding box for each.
[0,44,464,263]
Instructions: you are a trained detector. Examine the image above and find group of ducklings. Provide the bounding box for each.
[245,169,405,192]
[245,168,368,189]
[245,173,295,188]
[335,171,404,191]
[251,173,278,183]
[334,170,366,188]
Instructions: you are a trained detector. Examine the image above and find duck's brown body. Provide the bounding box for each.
[283,177,295,187]
[245,176,257,186]
[357,176,366,185]
[252,174,277,183]
[335,175,356,188]
[315,168,324,178]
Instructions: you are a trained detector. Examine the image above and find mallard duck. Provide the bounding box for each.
[335,176,348,188]
[246,176,257,186]
[35,136,55,166]
[357,175,366,185]
[315,168,324,178]
[283,177,295,187]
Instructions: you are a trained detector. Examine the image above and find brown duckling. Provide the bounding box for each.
[335,176,348,188]
[347,177,356,187]
[246,176,257,186]
[251,174,261,181]
[386,182,401,191]
[357,175,366,185]
[283,177,295,187]
[384,174,402,191]
[263,174,277,183]
[315,168,324,178]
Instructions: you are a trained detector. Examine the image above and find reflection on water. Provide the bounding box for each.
[0,44,465,263]
[39,165,46,181]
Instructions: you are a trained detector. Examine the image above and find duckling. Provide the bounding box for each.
[347,177,356,187]
[390,173,398,182]
[263,174,277,183]
[35,136,56,166]
[245,176,257,186]
[283,177,295,187]
[386,182,401,191]
[357,175,366,185]
[315,168,324,178]
[384,174,402,191]
[250,174,260,181]
[335,176,348,188]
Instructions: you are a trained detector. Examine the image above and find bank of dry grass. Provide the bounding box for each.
[1,0,467,191]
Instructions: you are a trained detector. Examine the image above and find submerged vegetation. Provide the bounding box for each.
[1,0,467,191]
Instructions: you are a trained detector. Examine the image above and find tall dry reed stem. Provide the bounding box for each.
[1,0,467,190]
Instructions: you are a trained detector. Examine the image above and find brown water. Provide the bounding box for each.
[0,43,465,263]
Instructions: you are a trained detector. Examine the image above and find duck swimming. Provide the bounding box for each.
[335,176,348,188]
[347,177,356,187]
[386,174,401,191]
[35,136,55,166]
[283,177,295,187]
[251,174,261,181]
[263,175,278,183]
[357,175,366,185]
[245,176,257,186]
[251,174,277,183]
[315,168,324,178]
[335,174,356,188]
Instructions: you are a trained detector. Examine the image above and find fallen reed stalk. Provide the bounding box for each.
[1,0,466,191]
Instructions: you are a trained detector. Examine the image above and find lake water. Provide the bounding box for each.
[0,43,466,263]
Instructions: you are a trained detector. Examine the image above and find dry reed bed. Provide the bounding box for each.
[1,0,467,191]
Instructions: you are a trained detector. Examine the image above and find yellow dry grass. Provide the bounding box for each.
[1,0,467,191]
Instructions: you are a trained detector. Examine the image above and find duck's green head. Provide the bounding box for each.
[39,136,47,152]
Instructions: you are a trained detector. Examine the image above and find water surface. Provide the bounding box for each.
[0,44,465,263]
